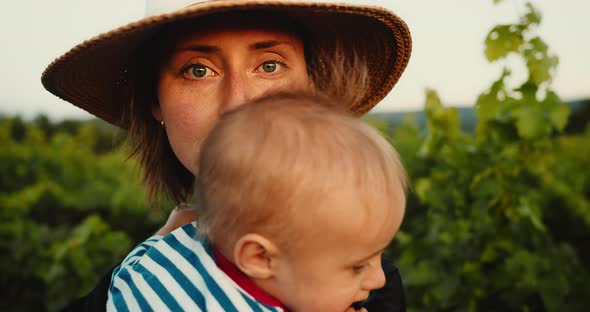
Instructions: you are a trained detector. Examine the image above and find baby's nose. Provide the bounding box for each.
[362,264,386,291]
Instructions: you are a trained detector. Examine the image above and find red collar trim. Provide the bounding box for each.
[213,246,287,310]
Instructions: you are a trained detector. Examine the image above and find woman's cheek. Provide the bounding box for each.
[164,100,220,175]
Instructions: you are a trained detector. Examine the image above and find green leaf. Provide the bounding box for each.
[513,105,552,139]
[515,81,538,103]
[522,37,558,84]
[527,54,558,84]
[523,2,542,26]
[431,276,460,306]
[475,91,499,121]
[544,91,569,131]
[415,178,432,202]
[516,197,546,232]
[424,88,443,112]
[528,37,549,54]
[485,25,524,61]
[475,69,510,121]
[405,261,439,286]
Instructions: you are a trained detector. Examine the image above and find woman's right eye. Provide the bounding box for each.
[182,64,216,79]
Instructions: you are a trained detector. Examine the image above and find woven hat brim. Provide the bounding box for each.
[42,1,411,128]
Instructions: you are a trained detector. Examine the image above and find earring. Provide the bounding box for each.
[160,120,165,128]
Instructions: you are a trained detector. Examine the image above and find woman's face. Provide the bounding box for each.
[154,26,312,174]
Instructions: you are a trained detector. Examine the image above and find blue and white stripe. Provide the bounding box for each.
[107,223,284,312]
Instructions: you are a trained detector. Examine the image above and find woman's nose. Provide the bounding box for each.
[220,70,254,114]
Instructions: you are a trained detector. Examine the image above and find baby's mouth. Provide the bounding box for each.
[351,292,375,310]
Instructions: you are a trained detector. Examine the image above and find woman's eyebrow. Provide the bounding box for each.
[176,41,291,53]
[181,45,220,53]
[250,40,291,50]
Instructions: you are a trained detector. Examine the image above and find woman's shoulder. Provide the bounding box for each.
[119,222,200,269]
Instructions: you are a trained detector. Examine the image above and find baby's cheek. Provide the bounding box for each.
[303,292,358,312]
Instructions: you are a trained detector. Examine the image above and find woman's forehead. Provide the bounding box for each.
[172,26,303,49]
[168,11,305,41]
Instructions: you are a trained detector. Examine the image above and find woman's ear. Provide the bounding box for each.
[308,75,316,95]
[151,105,163,122]
[233,233,279,280]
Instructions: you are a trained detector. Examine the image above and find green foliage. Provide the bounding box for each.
[383,2,590,311]
[389,104,590,312]
[0,117,166,311]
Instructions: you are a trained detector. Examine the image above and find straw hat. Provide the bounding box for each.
[41,0,411,128]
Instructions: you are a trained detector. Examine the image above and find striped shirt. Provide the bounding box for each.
[107,223,285,312]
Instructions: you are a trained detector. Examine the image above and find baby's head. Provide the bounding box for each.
[195,93,407,312]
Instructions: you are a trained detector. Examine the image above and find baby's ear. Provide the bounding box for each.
[234,234,278,280]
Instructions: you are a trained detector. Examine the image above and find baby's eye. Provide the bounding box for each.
[183,64,216,79]
[257,61,285,73]
[352,264,368,274]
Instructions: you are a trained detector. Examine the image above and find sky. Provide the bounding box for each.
[1,0,588,120]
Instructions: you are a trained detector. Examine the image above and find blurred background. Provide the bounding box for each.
[1,0,589,311]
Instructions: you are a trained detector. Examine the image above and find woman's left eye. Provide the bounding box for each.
[257,61,285,73]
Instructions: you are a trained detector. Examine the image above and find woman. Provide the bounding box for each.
[42,1,411,311]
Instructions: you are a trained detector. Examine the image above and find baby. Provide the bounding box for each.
[108,93,407,312]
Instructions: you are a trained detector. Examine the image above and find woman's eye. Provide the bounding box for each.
[258,61,285,73]
[183,64,215,79]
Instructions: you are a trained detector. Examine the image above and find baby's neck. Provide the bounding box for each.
[212,246,286,309]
